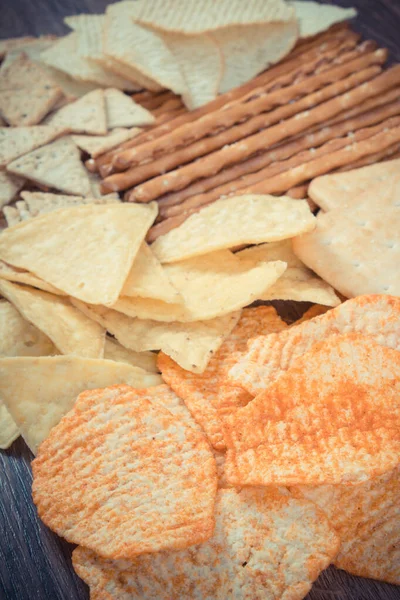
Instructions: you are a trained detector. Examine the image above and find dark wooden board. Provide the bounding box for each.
[1,1,399,599]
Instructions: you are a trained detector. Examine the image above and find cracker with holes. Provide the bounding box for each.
[32,384,217,558]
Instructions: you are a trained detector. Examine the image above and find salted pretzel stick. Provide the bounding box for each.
[116,47,382,170]
[157,95,400,215]
[136,91,177,111]
[161,117,400,217]
[85,158,97,173]
[152,97,184,116]
[286,184,310,199]
[288,23,351,58]
[127,65,396,201]
[334,142,400,171]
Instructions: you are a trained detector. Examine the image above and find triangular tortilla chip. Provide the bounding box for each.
[3,206,20,227]
[0,170,25,208]
[121,242,180,303]
[105,88,154,128]
[72,127,141,158]
[45,89,107,135]
[104,336,158,373]
[0,203,158,305]
[0,37,35,59]
[0,356,162,453]
[0,299,56,358]
[0,125,65,168]
[0,403,20,450]
[0,260,65,295]
[6,137,91,196]
[293,1,356,38]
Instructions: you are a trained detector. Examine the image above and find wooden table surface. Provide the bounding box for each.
[0,1,399,599]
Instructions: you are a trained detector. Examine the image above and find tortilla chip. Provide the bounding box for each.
[0,403,19,450]
[0,125,65,168]
[214,21,297,94]
[293,1,356,38]
[0,53,62,126]
[32,383,217,556]
[20,191,119,217]
[105,88,154,128]
[0,203,157,305]
[0,37,35,59]
[71,298,240,373]
[2,206,20,227]
[72,127,141,158]
[228,294,400,395]
[121,242,181,304]
[151,195,316,263]
[6,137,91,196]
[114,250,286,322]
[45,89,107,135]
[0,359,162,454]
[161,32,222,109]
[104,336,158,373]
[15,200,30,221]
[0,170,25,209]
[158,306,287,450]
[0,261,66,295]
[72,487,339,599]
[237,242,340,306]
[225,334,400,486]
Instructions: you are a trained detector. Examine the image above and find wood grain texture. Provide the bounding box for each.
[1,1,400,599]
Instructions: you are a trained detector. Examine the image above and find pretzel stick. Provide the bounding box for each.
[84,158,97,173]
[152,97,184,116]
[334,142,400,171]
[288,23,351,58]
[286,184,310,199]
[136,91,178,111]
[126,65,396,200]
[157,96,400,215]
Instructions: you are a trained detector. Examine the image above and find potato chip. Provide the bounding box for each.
[0,260,66,295]
[7,137,91,196]
[0,170,25,208]
[72,127,141,158]
[0,403,19,450]
[151,195,316,263]
[293,1,356,38]
[32,383,217,556]
[161,32,223,109]
[0,203,157,305]
[1,359,162,454]
[214,21,297,94]
[72,298,240,373]
[121,242,180,304]
[72,486,339,599]
[114,250,286,322]
[130,0,295,33]
[45,89,107,135]
[0,125,65,168]
[0,53,62,126]
[237,242,340,306]
[20,191,119,217]
[225,334,400,486]
[292,465,400,585]
[104,336,158,373]
[228,294,400,395]
[158,306,287,450]
[105,88,154,128]
[0,280,105,358]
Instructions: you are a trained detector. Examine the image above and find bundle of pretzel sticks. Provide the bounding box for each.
[90,24,400,241]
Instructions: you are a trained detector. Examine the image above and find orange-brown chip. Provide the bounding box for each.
[290,304,331,326]
[292,465,400,585]
[32,384,217,560]
[225,334,400,487]
[228,294,400,395]
[158,306,287,450]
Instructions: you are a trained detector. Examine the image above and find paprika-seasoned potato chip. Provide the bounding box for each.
[228,294,400,395]
[225,334,400,486]
[104,336,158,373]
[0,359,162,453]
[292,465,400,585]
[32,384,217,557]
[291,304,331,326]
[158,306,287,450]
[72,487,339,600]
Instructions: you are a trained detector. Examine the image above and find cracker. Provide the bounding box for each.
[0,260,66,295]
[309,158,400,211]
[228,294,400,395]
[0,203,157,305]
[32,384,217,556]
[0,359,162,454]
[0,125,65,168]
[72,487,339,599]
[152,195,316,263]
[105,88,154,128]
[0,280,106,358]
[121,242,181,304]
[237,242,340,306]
[0,170,25,209]
[20,191,119,217]
[131,0,295,33]
[6,137,91,196]
[71,298,240,373]
[162,32,223,109]
[292,465,400,585]
[225,333,400,486]
[45,89,107,135]
[104,336,158,373]
[214,22,297,94]
[158,306,287,450]
[0,53,62,126]
[0,403,19,450]
[293,1,357,38]
[72,127,141,158]
[292,203,400,298]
